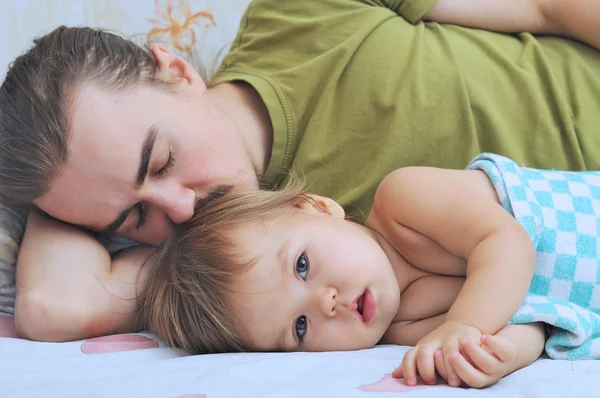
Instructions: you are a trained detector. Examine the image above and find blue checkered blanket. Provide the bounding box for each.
[468,153,600,360]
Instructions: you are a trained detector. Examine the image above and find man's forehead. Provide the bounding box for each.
[36,157,129,227]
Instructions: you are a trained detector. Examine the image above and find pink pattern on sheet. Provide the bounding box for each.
[172,395,206,398]
[0,315,17,338]
[81,333,159,354]
[359,374,442,392]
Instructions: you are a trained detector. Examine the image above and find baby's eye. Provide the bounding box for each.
[295,315,307,342]
[295,253,309,280]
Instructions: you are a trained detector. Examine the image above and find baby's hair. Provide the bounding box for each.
[138,175,327,354]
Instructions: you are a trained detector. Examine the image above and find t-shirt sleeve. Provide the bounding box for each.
[366,0,438,23]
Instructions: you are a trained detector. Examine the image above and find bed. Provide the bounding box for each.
[1,1,599,397]
[1,326,599,397]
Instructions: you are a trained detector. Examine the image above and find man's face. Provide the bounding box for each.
[36,81,260,245]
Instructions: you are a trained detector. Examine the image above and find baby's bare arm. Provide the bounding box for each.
[383,314,446,346]
[370,167,536,387]
[370,167,536,336]
[495,323,546,375]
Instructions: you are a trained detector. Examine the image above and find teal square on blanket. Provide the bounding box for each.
[535,191,554,208]
[573,196,594,214]
[570,281,594,308]
[550,179,569,193]
[576,234,596,258]
[530,275,551,296]
[553,255,576,280]
[537,229,557,253]
[511,186,527,201]
[557,211,576,231]
[591,185,600,200]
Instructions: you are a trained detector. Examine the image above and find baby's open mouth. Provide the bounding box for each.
[357,292,365,317]
[351,289,375,323]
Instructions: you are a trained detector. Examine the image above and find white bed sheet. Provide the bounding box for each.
[1,333,599,398]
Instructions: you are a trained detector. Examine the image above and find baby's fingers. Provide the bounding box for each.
[481,334,514,364]
[461,339,501,375]
[416,346,438,385]
[434,350,448,381]
[449,352,495,389]
[442,341,461,387]
[397,347,419,386]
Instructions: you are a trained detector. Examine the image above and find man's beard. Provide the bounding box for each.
[193,184,233,213]
[193,172,263,214]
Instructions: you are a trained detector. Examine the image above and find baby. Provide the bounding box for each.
[140,153,600,388]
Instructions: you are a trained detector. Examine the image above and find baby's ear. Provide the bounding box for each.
[297,195,345,219]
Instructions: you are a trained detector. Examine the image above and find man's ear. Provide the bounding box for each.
[296,194,345,219]
[151,44,206,91]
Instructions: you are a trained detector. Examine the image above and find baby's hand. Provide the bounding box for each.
[392,320,481,387]
[448,333,517,388]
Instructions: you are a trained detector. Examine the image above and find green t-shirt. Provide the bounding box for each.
[213,0,600,221]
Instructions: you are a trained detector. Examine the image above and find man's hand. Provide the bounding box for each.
[425,0,550,34]
[425,0,600,50]
[392,320,482,387]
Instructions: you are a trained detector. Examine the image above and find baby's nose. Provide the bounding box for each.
[317,287,338,317]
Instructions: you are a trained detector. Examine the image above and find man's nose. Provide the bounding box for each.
[149,183,196,224]
[315,287,338,317]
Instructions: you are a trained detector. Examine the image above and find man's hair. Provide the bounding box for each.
[0,26,186,207]
[138,177,324,354]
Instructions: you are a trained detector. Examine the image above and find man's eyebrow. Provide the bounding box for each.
[102,124,158,234]
[102,208,131,235]
[137,124,159,187]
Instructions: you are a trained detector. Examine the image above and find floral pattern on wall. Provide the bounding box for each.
[0,0,252,80]
[147,0,216,52]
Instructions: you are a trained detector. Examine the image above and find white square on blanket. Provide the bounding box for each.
[535,253,556,277]
[572,303,593,320]
[583,173,600,186]
[512,200,534,217]
[550,279,573,302]
[542,207,557,229]
[590,338,600,355]
[568,181,592,197]
[574,258,598,283]
[552,193,574,212]
[543,171,567,181]
[556,231,576,255]
[529,179,552,192]
[514,303,535,317]
[555,302,577,319]
[503,172,522,187]
[575,213,596,235]
[592,198,600,215]
[527,295,551,304]
[591,284,600,309]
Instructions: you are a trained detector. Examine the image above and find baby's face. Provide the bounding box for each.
[230,207,401,352]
